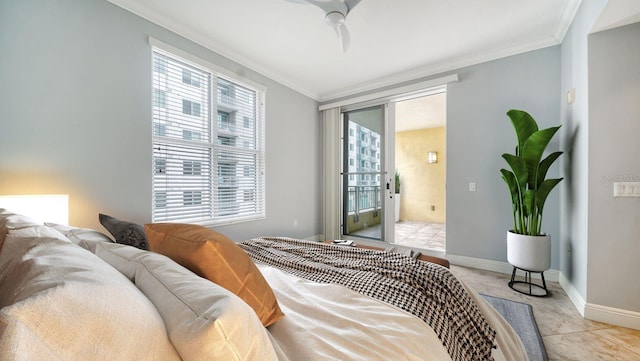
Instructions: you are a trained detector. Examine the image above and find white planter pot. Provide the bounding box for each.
[507,231,551,272]
[394,194,401,222]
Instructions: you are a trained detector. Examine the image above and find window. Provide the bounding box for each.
[183,160,202,176]
[217,135,236,146]
[218,111,231,131]
[182,130,201,141]
[152,46,266,225]
[243,189,255,202]
[154,89,166,108]
[182,69,200,87]
[155,158,166,174]
[182,99,201,117]
[155,192,167,208]
[243,116,252,128]
[154,55,167,74]
[154,123,166,136]
[183,191,202,206]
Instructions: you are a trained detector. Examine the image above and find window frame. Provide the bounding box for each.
[150,38,267,226]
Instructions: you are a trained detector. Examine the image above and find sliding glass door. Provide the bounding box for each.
[341,104,395,242]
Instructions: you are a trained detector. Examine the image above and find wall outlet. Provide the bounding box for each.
[613,182,640,197]
[469,182,477,192]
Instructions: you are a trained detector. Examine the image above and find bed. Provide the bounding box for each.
[0,208,528,361]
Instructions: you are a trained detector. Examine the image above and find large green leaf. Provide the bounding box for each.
[501,169,520,231]
[537,151,563,188]
[507,109,538,155]
[523,189,535,218]
[500,169,518,204]
[502,153,528,190]
[501,170,519,209]
[534,177,563,234]
[522,126,561,188]
[535,178,563,213]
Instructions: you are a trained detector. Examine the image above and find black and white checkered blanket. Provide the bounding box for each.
[240,237,497,361]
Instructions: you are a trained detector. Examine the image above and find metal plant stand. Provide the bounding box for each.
[508,266,549,297]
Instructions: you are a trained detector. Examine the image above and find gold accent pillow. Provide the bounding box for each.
[144,223,284,327]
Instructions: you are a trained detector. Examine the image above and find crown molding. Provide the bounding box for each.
[552,0,583,41]
[107,0,320,100]
[109,0,581,103]
[317,36,560,103]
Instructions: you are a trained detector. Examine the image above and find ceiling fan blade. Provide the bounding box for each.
[305,0,335,13]
[288,0,357,16]
[288,0,357,52]
[338,23,350,52]
[344,0,361,13]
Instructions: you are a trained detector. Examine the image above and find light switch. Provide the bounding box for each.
[567,88,576,105]
[469,182,477,192]
[613,182,640,197]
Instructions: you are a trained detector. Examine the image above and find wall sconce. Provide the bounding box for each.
[428,151,438,164]
[0,194,69,225]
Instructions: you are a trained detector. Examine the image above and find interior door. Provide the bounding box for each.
[341,104,395,242]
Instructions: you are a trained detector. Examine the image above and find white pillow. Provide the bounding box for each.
[7,225,70,242]
[95,242,280,361]
[0,209,44,247]
[0,235,181,361]
[46,222,114,252]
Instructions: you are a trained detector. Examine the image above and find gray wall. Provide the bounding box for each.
[559,0,607,305]
[0,0,322,241]
[321,48,563,268]
[446,47,561,267]
[588,22,640,312]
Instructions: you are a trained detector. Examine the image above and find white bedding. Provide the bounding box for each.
[0,234,181,361]
[0,209,527,361]
[260,264,528,361]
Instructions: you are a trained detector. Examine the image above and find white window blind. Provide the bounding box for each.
[151,48,265,225]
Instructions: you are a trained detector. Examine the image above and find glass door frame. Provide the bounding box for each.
[339,103,396,244]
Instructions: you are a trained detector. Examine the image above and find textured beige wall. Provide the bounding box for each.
[395,127,446,223]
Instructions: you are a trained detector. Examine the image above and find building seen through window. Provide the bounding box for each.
[151,49,265,225]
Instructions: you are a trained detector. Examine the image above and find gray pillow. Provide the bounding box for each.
[99,213,149,251]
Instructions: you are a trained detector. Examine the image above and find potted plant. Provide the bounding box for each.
[500,109,563,272]
[394,170,401,222]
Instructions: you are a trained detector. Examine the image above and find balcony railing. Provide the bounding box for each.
[347,186,381,219]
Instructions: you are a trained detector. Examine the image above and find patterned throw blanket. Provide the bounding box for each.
[240,237,497,361]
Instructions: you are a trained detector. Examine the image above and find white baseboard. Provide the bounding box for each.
[558,273,640,330]
[558,272,586,317]
[446,253,560,282]
[585,303,640,330]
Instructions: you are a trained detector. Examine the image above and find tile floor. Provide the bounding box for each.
[451,265,640,361]
[393,221,446,251]
[349,221,446,251]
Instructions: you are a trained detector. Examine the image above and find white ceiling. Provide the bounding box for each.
[395,93,446,132]
[108,0,583,102]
